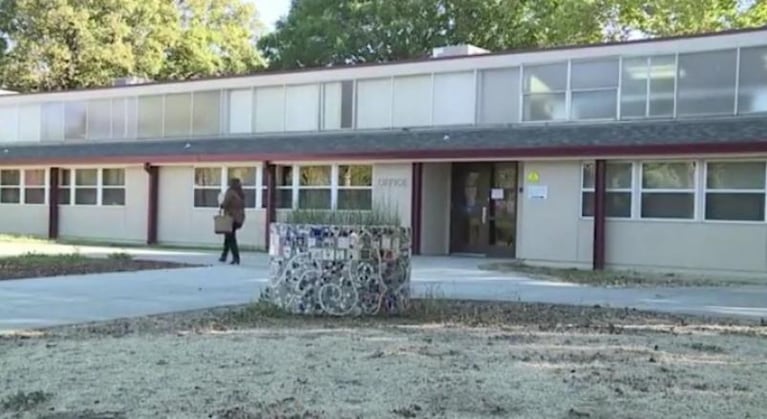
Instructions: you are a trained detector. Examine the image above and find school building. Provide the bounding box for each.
[1,27,767,276]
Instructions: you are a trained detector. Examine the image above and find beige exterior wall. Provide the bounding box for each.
[156,166,266,249]
[514,160,767,276]
[59,166,148,243]
[372,163,412,228]
[420,162,451,255]
[577,220,767,275]
[0,204,48,237]
[516,161,590,267]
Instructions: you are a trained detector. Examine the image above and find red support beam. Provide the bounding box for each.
[593,159,607,271]
[411,162,423,255]
[48,167,59,240]
[144,163,159,245]
[264,162,276,251]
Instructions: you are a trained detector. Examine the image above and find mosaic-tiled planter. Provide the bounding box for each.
[263,223,411,316]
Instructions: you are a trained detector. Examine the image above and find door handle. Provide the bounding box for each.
[481,206,488,224]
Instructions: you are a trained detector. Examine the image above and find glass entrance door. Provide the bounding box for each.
[488,163,518,257]
[450,163,491,254]
[450,162,518,257]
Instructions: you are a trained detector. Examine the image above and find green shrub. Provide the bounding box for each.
[284,202,401,226]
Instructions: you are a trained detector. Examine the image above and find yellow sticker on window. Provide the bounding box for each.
[527,171,540,183]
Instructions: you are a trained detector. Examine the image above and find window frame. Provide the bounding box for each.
[58,168,126,207]
[296,164,333,210]
[192,165,263,209]
[336,165,374,210]
[100,168,127,207]
[0,168,48,206]
[737,46,767,116]
[579,161,634,219]
[275,163,375,211]
[703,160,767,223]
[569,58,620,121]
[22,168,48,205]
[0,169,22,205]
[639,160,697,221]
[619,55,678,120]
[521,61,569,122]
[675,48,738,118]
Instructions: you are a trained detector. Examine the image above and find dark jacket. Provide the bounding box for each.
[221,188,246,225]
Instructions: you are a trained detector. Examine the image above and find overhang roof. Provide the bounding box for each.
[1,116,767,165]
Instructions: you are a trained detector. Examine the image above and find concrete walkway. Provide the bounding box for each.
[1,244,766,332]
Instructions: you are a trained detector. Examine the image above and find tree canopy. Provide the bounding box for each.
[0,0,765,90]
[0,0,265,92]
[259,0,767,70]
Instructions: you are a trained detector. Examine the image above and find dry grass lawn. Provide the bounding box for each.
[1,301,765,419]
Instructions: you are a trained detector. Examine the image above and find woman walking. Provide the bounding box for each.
[219,177,246,265]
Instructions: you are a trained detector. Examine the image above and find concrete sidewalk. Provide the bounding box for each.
[1,244,766,332]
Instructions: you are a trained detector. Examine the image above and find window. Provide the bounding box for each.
[41,102,64,141]
[337,165,373,210]
[125,97,138,139]
[18,105,41,142]
[620,55,676,118]
[227,167,258,208]
[59,169,72,205]
[23,169,46,204]
[523,62,567,121]
[0,105,18,143]
[193,166,262,209]
[164,93,191,137]
[299,165,331,209]
[677,50,737,116]
[341,81,355,129]
[228,89,253,134]
[0,169,20,204]
[254,86,286,132]
[432,72,475,125]
[392,75,432,127]
[194,168,222,208]
[101,169,126,206]
[738,46,767,114]
[285,84,320,131]
[64,101,87,140]
[58,168,125,206]
[74,169,98,205]
[111,98,127,139]
[581,162,633,218]
[570,59,618,120]
[356,78,393,129]
[276,166,294,209]
[479,67,520,124]
[705,162,766,221]
[641,162,695,219]
[274,164,373,210]
[87,99,112,139]
[192,91,221,136]
[138,95,164,138]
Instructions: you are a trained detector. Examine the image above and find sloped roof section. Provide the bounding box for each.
[1,116,767,165]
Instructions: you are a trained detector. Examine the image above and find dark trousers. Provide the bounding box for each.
[221,222,242,262]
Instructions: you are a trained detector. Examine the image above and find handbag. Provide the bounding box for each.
[214,210,234,235]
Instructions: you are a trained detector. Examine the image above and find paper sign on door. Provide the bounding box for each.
[491,188,505,200]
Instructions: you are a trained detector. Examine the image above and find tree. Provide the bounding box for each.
[0,0,264,92]
[259,0,767,70]
[158,0,266,80]
[258,0,620,70]
[614,0,745,36]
